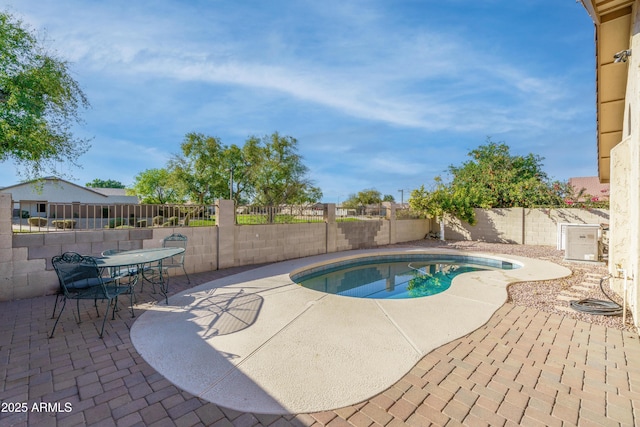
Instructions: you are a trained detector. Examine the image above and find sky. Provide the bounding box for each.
[0,0,597,203]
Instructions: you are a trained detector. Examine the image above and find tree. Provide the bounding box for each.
[85,178,125,188]
[410,178,478,240]
[447,140,565,208]
[128,168,181,204]
[382,194,395,202]
[409,139,566,237]
[243,132,322,205]
[0,11,90,179]
[150,131,321,206]
[342,189,382,208]
[167,133,228,204]
[225,143,253,205]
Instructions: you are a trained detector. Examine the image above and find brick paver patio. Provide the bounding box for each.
[1,256,640,426]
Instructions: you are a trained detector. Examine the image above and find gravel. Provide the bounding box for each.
[393,239,636,333]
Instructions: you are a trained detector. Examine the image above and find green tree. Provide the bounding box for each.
[383,194,395,202]
[225,143,253,205]
[342,189,383,208]
[410,178,479,240]
[128,168,181,204]
[168,133,254,205]
[168,133,227,204]
[0,11,90,179]
[447,140,564,208]
[154,131,321,207]
[409,140,566,237]
[85,178,125,188]
[243,132,322,205]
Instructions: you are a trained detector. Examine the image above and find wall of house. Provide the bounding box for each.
[607,3,640,329]
[609,137,637,325]
[443,207,609,246]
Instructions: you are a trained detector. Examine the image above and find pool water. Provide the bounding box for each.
[294,255,518,299]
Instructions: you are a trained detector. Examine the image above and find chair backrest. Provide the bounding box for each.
[52,252,105,297]
[163,234,187,264]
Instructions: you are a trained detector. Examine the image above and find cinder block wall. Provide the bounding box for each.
[5,226,218,300]
[444,207,609,245]
[335,220,389,251]
[446,208,525,243]
[1,196,431,301]
[1,193,614,302]
[524,208,609,246]
[396,219,432,242]
[234,223,326,264]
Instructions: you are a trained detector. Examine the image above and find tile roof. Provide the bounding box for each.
[568,176,610,200]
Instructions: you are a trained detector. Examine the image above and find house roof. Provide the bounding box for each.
[91,187,129,197]
[579,0,635,183]
[0,176,109,197]
[568,176,610,199]
[0,176,138,203]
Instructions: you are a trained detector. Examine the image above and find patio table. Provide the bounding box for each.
[96,247,185,305]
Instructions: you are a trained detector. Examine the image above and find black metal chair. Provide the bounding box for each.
[101,248,139,314]
[142,234,189,304]
[50,252,133,338]
[162,233,190,284]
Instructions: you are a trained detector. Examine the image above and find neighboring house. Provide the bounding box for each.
[568,176,610,201]
[580,1,640,329]
[0,177,138,217]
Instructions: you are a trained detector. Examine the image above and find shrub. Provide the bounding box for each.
[51,220,76,229]
[27,217,47,227]
[107,218,126,228]
[162,216,178,227]
[152,216,164,226]
[136,219,148,228]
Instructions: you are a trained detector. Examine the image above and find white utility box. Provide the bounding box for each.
[564,225,600,261]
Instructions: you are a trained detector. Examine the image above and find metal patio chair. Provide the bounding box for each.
[141,234,190,304]
[161,233,190,283]
[101,248,139,312]
[50,252,133,338]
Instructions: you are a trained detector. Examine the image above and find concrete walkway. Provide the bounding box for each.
[1,245,639,426]
[130,248,571,414]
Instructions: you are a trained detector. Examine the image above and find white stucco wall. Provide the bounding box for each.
[2,179,138,218]
[608,3,640,328]
[2,180,110,203]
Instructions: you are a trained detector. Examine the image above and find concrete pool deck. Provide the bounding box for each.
[130,248,572,414]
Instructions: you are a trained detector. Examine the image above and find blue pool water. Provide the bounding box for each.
[292,254,518,300]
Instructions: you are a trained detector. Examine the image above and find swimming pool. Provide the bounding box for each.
[292,253,519,299]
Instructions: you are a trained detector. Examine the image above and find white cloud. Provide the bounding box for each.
[0,0,597,199]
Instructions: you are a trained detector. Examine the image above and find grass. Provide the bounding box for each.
[236,214,325,224]
[12,215,363,233]
[188,219,216,226]
[234,214,367,224]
